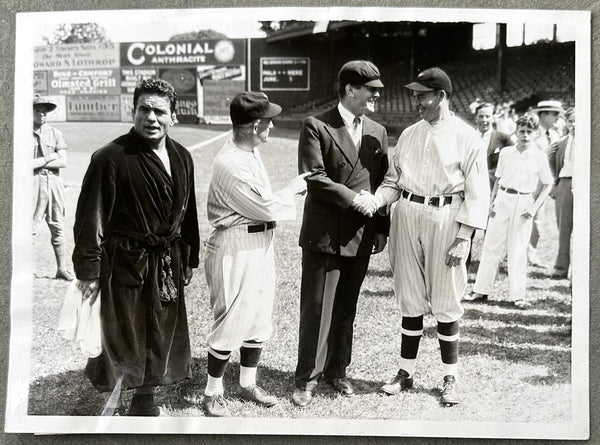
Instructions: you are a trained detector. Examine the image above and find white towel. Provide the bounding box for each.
[57,280,102,358]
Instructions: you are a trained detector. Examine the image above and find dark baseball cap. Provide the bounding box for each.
[33,94,57,111]
[405,67,452,94]
[338,60,384,88]
[230,91,282,125]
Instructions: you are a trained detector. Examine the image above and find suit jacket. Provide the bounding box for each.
[548,135,571,184]
[485,129,513,186]
[298,106,389,258]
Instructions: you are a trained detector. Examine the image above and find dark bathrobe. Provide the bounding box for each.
[72,128,200,392]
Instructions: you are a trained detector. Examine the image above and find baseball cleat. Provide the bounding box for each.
[203,394,232,417]
[237,384,277,407]
[440,375,460,406]
[381,369,413,395]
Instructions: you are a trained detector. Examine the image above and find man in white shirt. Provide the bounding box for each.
[528,99,564,266]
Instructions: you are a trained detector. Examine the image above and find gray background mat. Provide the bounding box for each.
[0,0,597,443]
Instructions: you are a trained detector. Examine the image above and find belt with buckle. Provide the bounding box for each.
[247,221,276,233]
[400,189,453,207]
[499,185,530,195]
[34,167,59,175]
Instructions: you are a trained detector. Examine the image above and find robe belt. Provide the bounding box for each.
[114,233,180,304]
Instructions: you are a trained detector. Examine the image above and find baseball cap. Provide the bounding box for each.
[338,60,384,88]
[405,67,453,94]
[33,94,57,111]
[230,91,282,125]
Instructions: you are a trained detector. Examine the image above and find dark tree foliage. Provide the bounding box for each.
[169,29,229,41]
[44,23,110,44]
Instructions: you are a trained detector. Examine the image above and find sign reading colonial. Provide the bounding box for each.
[121,39,245,67]
[260,57,310,91]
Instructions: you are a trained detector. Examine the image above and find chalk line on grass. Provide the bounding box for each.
[187,130,232,152]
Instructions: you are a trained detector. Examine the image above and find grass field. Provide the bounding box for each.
[26,121,574,427]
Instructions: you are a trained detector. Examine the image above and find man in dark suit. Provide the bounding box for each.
[292,60,389,407]
[548,107,575,279]
[474,102,514,188]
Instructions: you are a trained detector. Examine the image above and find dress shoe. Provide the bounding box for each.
[292,388,313,407]
[440,375,460,406]
[327,377,355,397]
[56,269,75,281]
[237,384,277,407]
[203,394,232,417]
[381,369,413,395]
[127,394,160,416]
[463,292,488,302]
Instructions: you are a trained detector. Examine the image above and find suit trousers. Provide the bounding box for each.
[553,177,573,273]
[295,249,370,391]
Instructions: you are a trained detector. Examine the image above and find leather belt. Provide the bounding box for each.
[400,189,453,207]
[499,185,530,195]
[247,221,276,233]
[34,168,59,175]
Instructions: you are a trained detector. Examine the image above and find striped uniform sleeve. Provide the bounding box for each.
[375,131,404,207]
[213,160,297,222]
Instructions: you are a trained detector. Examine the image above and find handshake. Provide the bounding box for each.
[350,190,382,217]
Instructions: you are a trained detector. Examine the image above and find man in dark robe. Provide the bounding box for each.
[72,79,200,416]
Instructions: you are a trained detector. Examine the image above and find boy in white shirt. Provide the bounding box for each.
[468,114,554,308]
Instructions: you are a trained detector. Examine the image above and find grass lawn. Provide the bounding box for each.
[26,122,574,428]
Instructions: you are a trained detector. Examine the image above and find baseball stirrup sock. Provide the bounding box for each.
[239,365,258,388]
[240,340,263,368]
[437,321,459,365]
[208,348,231,378]
[400,316,423,360]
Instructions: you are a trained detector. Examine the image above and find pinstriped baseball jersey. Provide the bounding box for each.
[376,115,490,230]
[207,139,296,229]
[204,138,298,350]
[375,115,490,322]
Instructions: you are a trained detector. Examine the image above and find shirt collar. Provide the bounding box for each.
[338,102,360,128]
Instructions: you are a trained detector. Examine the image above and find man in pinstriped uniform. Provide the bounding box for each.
[202,91,309,417]
[372,67,490,406]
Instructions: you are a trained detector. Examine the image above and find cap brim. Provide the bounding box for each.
[34,103,57,111]
[364,79,384,88]
[261,103,282,119]
[404,81,435,92]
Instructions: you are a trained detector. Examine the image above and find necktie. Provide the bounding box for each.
[546,129,552,146]
[352,116,361,149]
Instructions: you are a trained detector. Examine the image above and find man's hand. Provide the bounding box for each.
[350,190,380,217]
[445,238,470,268]
[372,233,387,254]
[521,209,534,220]
[76,279,100,305]
[287,172,312,195]
[184,267,193,286]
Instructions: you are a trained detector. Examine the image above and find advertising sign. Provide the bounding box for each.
[175,95,199,124]
[34,71,48,95]
[160,68,197,94]
[260,57,310,91]
[201,79,245,124]
[66,95,121,121]
[48,69,120,95]
[120,68,158,94]
[34,42,119,70]
[121,39,246,67]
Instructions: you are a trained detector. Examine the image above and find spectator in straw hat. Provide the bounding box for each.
[32,94,74,280]
[527,99,564,267]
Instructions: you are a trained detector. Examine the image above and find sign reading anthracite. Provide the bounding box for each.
[121,39,245,67]
[260,57,310,91]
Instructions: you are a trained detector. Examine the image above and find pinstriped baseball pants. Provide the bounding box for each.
[388,197,466,323]
[203,225,276,351]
